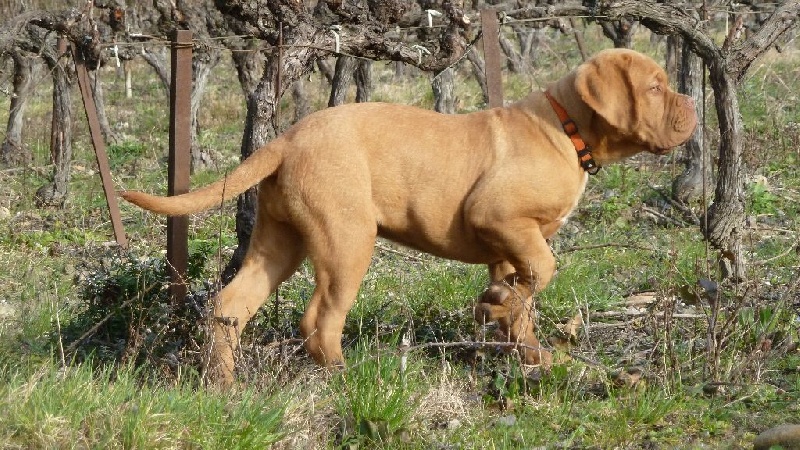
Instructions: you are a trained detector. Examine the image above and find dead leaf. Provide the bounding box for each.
[676,284,701,305]
[548,312,583,356]
[557,313,584,343]
[611,366,643,389]
[548,335,571,352]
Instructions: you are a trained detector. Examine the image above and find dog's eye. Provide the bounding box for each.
[649,84,663,94]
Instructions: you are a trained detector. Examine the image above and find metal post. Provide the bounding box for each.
[72,45,128,249]
[167,30,192,305]
[480,9,504,108]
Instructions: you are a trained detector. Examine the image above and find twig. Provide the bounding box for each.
[753,244,798,266]
[648,183,700,225]
[0,164,55,174]
[261,337,305,350]
[567,351,607,369]
[55,301,66,367]
[560,243,654,254]
[64,297,134,353]
[375,242,426,262]
[746,225,796,235]
[406,339,610,369]
[587,321,633,329]
[407,340,549,354]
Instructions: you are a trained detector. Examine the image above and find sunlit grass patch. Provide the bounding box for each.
[0,360,288,449]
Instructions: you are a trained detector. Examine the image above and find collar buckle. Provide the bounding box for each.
[576,148,599,174]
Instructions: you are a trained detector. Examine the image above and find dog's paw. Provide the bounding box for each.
[474,302,509,324]
[479,282,513,305]
[474,283,514,324]
[522,346,553,369]
[475,281,533,317]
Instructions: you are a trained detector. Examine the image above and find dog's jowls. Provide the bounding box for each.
[122,48,697,387]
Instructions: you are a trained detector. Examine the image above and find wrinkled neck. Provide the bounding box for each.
[549,77,607,151]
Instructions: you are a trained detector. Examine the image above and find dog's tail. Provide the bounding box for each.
[121,143,282,216]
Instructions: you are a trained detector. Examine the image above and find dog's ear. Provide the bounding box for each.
[575,52,636,132]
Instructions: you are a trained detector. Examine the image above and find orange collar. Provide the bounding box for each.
[544,91,600,174]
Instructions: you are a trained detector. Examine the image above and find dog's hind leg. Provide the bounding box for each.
[205,214,306,388]
[298,219,377,367]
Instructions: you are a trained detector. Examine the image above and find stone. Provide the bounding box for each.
[753,424,800,450]
[0,301,14,319]
[497,415,517,427]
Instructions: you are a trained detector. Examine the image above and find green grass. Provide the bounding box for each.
[0,360,287,449]
[331,339,421,446]
[0,26,798,448]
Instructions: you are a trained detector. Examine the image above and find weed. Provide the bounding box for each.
[332,338,420,447]
[107,141,148,166]
[747,183,780,216]
[64,242,222,372]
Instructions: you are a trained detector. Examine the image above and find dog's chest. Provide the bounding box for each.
[557,171,589,226]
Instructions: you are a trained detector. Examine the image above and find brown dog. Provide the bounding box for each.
[122,48,697,385]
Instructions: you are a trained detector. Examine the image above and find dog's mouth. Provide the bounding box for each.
[644,143,672,156]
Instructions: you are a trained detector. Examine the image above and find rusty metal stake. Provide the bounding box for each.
[167,30,192,305]
[72,43,128,249]
[480,9,504,108]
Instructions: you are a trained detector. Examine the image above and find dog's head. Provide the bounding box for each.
[572,48,698,164]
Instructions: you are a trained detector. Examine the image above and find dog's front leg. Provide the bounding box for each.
[473,223,555,367]
[476,219,557,293]
[474,279,552,368]
[488,260,515,283]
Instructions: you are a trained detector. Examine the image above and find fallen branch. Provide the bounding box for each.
[648,183,700,225]
[591,310,705,319]
[641,205,689,227]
